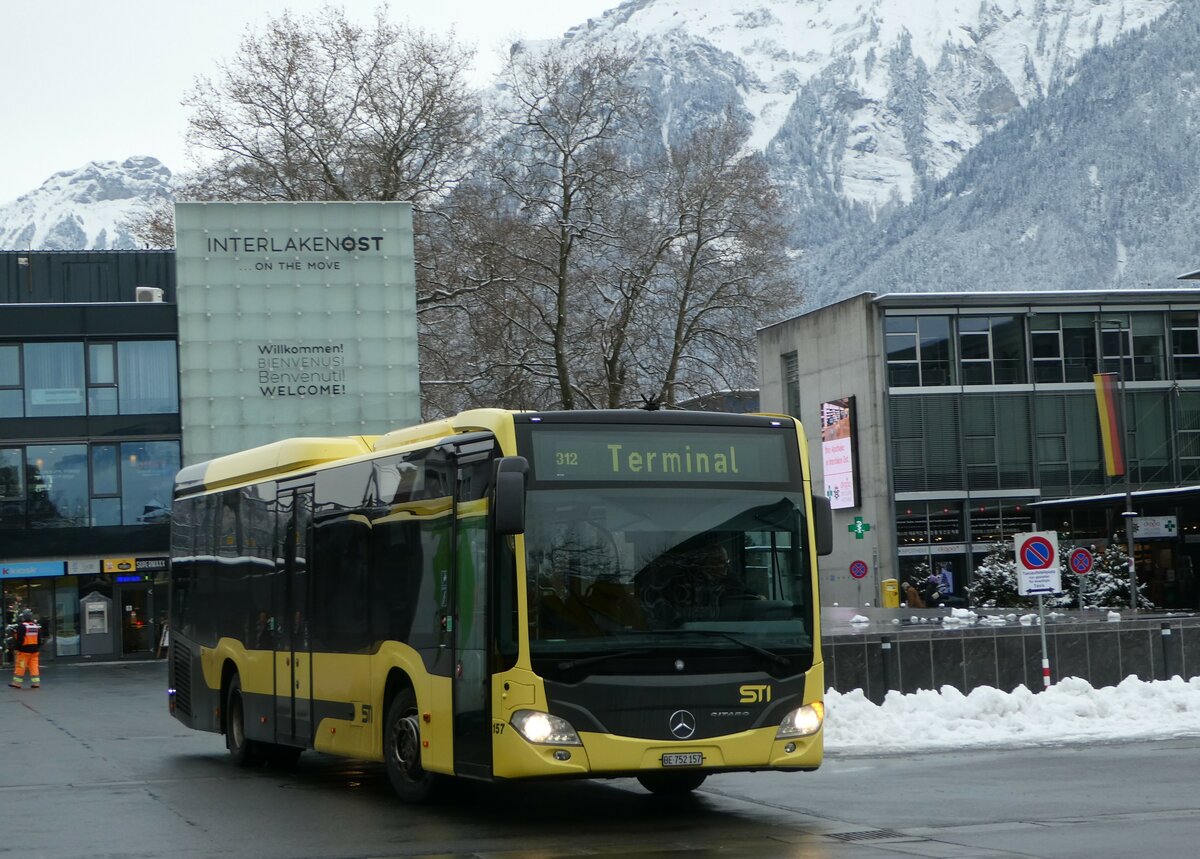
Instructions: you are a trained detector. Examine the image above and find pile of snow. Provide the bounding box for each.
[826,676,1200,754]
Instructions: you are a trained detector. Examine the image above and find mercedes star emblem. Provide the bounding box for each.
[669,709,696,739]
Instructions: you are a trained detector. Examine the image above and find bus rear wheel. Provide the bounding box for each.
[637,771,707,795]
[384,688,442,802]
[226,675,261,767]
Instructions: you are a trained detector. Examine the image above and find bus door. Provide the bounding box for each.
[449,439,495,778]
[274,483,314,747]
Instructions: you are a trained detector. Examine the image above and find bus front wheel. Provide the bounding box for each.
[637,771,707,795]
[226,675,261,767]
[384,688,442,802]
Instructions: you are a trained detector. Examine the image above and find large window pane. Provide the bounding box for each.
[91,497,121,527]
[1131,392,1170,484]
[919,317,953,385]
[88,343,115,384]
[1066,394,1103,491]
[24,343,85,417]
[91,444,119,495]
[26,444,89,527]
[121,441,180,525]
[0,390,21,418]
[1131,313,1165,381]
[992,316,1026,384]
[0,344,20,385]
[88,388,118,415]
[118,341,179,414]
[1063,314,1098,382]
[1170,312,1200,380]
[0,448,24,529]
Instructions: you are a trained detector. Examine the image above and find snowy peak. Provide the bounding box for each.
[564,0,1175,209]
[0,156,172,250]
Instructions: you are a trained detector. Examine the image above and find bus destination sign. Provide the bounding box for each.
[529,428,793,484]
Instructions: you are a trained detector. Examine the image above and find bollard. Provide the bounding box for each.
[879,636,893,703]
[1161,623,1175,680]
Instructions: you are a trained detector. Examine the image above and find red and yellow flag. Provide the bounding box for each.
[1093,373,1125,477]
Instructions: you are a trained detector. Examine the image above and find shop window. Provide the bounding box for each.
[894,501,963,547]
[55,579,81,657]
[969,500,1034,545]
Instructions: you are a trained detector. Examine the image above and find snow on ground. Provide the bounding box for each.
[826,675,1200,755]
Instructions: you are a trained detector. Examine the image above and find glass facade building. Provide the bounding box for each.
[1,251,178,662]
[759,291,1200,609]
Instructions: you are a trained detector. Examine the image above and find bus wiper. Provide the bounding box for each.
[556,650,640,671]
[646,629,791,668]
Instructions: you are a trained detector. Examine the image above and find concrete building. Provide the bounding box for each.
[1,251,178,660]
[759,290,1200,608]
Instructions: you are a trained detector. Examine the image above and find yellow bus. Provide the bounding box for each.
[167,408,832,799]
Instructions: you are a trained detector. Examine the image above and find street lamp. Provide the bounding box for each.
[1103,317,1139,611]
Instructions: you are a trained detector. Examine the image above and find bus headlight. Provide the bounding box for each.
[776,702,824,739]
[510,710,582,746]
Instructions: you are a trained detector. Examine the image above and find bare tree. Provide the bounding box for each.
[485,42,652,409]
[119,196,176,249]
[182,5,479,207]
[637,110,799,407]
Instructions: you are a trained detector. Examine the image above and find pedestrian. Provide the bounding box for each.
[9,609,41,689]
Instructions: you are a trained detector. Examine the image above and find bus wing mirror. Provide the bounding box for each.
[810,495,833,556]
[494,456,529,535]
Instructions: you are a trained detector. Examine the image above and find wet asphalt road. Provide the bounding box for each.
[2,659,1198,858]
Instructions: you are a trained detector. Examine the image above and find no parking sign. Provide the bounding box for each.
[1013,531,1062,596]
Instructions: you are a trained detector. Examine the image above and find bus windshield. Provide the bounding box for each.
[523,486,815,668]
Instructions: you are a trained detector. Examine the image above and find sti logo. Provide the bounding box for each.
[739,684,772,704]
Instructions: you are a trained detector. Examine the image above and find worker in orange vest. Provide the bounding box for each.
[9,609,41,689]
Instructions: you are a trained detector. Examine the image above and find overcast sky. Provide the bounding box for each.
[0,0,621,204]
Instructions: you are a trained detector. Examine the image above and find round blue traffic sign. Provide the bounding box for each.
[1069,547,1094,576]
[1019,536,1055,570]
[849,560,869,579]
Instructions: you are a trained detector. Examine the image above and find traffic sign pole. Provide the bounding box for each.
[1015,531,1062,691]
[1037,594,1051,690]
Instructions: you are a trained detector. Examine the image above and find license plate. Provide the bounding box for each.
[661,752,703,767]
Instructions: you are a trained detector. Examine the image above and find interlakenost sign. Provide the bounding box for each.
[175,202,420,465]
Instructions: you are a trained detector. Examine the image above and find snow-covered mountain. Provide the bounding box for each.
[2,0,1191,306]
[566,0,1175,214]
[0,156,171,250]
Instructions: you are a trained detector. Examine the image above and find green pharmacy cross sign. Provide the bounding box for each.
[848,516,872,540]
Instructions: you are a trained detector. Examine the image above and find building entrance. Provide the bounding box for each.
[119,584,155,657]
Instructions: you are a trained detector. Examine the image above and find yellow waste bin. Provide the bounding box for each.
[881,578,900,608]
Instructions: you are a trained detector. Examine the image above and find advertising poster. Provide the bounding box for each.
[820,396,859,510]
